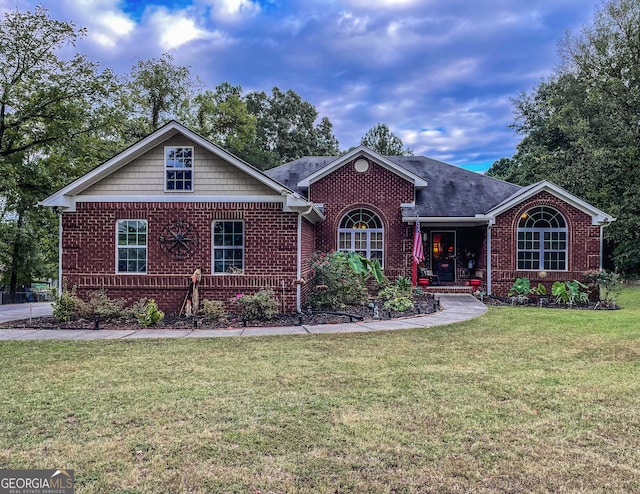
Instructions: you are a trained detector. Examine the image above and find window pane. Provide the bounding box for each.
[213,221,244,273]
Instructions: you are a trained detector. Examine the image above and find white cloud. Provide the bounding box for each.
[148,7,211,50]
[50,0,136,49]
[201,0,261,21]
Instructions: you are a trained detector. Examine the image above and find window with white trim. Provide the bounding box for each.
[517,206,567,271]
[213,221,244,273]
[165,146,193,191]
[338,208,384,265]
[117,220,147,273]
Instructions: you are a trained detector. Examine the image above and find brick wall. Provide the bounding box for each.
[309,158,415,279]
[61,201,301,314]
[490,191,601,295]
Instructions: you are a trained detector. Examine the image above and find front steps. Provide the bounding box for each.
[422,285,475,294]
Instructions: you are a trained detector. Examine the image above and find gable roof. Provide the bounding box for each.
[487,180,615,225]
[40,121,324,222]
[278,146,428,190]
[266,152,522,218]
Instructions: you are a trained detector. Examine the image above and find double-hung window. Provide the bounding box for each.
[517,206,567,271]
[117,220,147,273]
[213,221,244,273]
[165,146,193,191]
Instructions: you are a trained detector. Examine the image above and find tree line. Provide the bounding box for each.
[487,0,640,275]
[0,5,410,301]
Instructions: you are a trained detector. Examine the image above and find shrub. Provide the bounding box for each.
[308,251,368,308]
[52,282,81,322]
[552,280,589,306]
[381,287,414,312]
[137,299,164,327]
[508,277,531,296]
[394,275,413,294]
[584,270,622,307]
[202,299,227,321]
[379,282,415,313]
[235,290,279,321]
[77,289,126,321]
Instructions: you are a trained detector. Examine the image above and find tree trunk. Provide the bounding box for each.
[8,213,23,304]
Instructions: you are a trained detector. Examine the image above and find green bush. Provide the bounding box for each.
[394,275,413,294]
[380,284,414,312]
[52,283,81,322]
[137,299,164,327]
[584,270,623,306]
[235,290,279,321]
[202,299,227,321]
[77,289,126,321]
[308,251,369,308]
[552,280,589,306]
[508,277,531,296]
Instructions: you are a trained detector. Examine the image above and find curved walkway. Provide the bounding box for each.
[0,294,486,341]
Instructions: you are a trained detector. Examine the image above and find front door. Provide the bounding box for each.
[431,231,456,282]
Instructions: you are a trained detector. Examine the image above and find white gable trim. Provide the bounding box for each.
[40,121,296,208]
[297,145,428,189]
[487,181,615,226]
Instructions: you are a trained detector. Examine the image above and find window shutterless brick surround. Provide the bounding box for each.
[310,158,415,279]
[62,202,306,314]
[490,191,601,295]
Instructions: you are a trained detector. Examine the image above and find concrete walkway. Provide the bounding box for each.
[0,294,487,341]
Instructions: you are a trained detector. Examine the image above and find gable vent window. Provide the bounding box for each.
[165,146,193,191]
[517,206,567,271]
[338,208,384,265]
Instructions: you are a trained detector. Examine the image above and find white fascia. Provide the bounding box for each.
[298,145,428,189]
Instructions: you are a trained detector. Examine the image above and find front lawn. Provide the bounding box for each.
[1,289,639,493]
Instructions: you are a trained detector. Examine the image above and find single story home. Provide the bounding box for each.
[41,121,614,313]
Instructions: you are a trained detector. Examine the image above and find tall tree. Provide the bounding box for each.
[0,5,119,301]
[0,5,117,160]
[122,53,199,138]
[487,0,640,273]
[245,87,340,168]
[360,123,412,156]
[188,83,256,155]
[315,117,340,156]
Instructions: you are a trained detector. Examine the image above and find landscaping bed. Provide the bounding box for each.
[2,292,439,331]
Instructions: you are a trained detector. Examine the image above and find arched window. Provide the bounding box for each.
[517,206,567,271]
[338,208,384,265]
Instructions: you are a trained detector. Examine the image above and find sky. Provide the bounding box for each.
[2,0,602,172]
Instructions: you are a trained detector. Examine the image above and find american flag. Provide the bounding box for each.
[413,220,424,263]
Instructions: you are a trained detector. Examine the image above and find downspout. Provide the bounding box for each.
[486,223,492,295]
[599,224,604,271]
[295,205,314,313]
[296,212,302,312]
[57,209,63,295]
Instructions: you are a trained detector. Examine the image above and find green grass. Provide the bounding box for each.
[1,289,640,493]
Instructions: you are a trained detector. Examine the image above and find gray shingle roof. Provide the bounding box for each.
[265,155,522,217]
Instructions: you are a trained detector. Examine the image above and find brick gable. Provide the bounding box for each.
[490,191,601,295]
[309,158,415,279]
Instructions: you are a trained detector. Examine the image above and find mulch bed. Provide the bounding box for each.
[2,293,440,331]
[483,294,618,310]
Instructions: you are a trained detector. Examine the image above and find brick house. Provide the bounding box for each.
[41,121,614,313]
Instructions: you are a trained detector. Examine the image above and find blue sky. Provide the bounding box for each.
[3,0,601,171]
